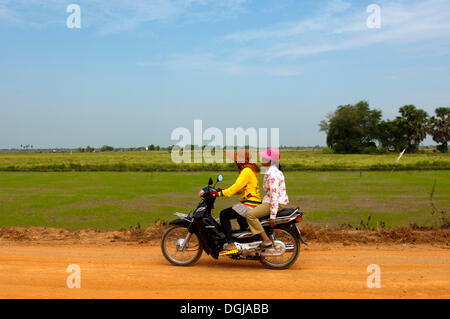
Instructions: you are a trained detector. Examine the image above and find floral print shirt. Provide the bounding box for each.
[262,164,289,219]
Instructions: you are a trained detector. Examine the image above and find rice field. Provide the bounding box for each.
[0,170,448,230]
[0,149,448,171]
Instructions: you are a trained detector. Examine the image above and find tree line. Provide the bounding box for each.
[319,101,449,153]
[76,145,169,152]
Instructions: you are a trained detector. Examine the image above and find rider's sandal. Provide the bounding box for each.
[219,243,238,256]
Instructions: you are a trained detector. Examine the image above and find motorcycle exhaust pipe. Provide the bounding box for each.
[285,244,295,251]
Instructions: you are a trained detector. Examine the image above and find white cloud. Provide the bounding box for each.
[223,19,326,42]
[0,0,251,33]
[158,0,450,77]
[0,1,19,25]
[138,52,303,77]
[3,0,449,77]
[223,0,350,42]
[222,0,450,60]
[138,0,450,77]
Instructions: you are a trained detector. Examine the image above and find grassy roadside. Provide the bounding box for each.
[0,171,448,230]
[0,223,448,245]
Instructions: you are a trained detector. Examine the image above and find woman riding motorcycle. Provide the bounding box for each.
[210,149,261,253]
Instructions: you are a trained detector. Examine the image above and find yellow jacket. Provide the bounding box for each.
[218,167,262,207]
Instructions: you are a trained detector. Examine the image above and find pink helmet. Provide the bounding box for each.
[258,148,280,163]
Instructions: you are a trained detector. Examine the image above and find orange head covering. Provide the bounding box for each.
[226,149,259,174]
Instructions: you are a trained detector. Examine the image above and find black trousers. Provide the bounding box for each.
[219,207,249,244]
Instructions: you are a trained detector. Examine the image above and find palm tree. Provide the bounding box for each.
[395,105,429,153]
[427,107,450,152]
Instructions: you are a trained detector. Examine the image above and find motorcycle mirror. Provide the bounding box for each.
[217,174,223,182]
[208,178,213,186]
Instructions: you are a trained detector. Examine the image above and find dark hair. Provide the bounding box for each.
[277,163,283,172]
[270,160,283,172]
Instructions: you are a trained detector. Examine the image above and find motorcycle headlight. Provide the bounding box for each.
[198,189,205,197]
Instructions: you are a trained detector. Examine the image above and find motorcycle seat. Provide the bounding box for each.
[259,207,299,221]
[230,207,300,239]
[276,207,299,217]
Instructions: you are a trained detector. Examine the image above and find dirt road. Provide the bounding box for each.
[0,242,448,299]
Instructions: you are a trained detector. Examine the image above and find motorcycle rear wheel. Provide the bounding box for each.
[161,225,203,266]
[259,228,300,270]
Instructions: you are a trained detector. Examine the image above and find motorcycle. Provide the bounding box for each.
[161,174,308,269]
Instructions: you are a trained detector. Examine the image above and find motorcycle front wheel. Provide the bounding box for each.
[161,225,203,266]
[259,228,300,270]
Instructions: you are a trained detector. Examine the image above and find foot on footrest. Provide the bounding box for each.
[219,249,239,256]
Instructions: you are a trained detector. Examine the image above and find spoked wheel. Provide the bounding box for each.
[161,225,203,266]
[260,228,300,270]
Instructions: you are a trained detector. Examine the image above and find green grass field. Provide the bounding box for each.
[0,149,449,171]
[0,171,448,230]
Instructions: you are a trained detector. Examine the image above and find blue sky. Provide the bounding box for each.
[1,0,449,148]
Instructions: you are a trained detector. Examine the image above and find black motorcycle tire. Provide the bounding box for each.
[259,227,300,270]
[161,225,203,266]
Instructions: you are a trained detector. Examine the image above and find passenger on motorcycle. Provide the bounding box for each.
[246,148,289,249]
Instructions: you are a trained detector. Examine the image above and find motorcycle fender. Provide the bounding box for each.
[169,218,208,254]
[169,218,191,228]
[293,223,309,246]
[168,218,214,258]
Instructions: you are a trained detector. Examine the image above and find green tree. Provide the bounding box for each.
[377,119,409,151]
[394,105,429,153]
[427,107,450,152]
[319,101,382,153]
[148,144,155,151]
[100,145,114,152]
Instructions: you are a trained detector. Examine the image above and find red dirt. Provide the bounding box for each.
[0,225,448,299]
[0,242,448,299]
